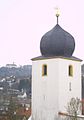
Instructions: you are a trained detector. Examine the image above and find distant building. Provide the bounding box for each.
[31,12,82,120]
[18,91,27,98]
[0,87,3,90]
[6,62,17,68]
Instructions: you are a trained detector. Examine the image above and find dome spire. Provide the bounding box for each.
[40,18,75,57]
[55,8,60,24]
[40,9,75,57]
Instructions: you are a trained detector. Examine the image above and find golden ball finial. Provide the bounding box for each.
[54,7,60,24]
[55,8,60,17]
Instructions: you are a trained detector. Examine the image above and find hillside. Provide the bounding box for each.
[0,65,32,78]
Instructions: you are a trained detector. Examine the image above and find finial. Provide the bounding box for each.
[55,8,60,24]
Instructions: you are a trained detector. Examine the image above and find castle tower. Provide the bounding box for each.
[31,12,82,120]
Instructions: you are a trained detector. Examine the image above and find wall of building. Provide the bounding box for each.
[32,58,81,120]
[58,59,81,112]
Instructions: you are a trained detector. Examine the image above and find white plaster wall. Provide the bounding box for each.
[32,58,81,120]
[32,59,60,120]
[58,59,81,112]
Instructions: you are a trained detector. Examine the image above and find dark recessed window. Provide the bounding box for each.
[42,65,47,76]
[69,65,73,77]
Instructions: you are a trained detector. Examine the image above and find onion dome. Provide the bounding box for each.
[40,9,75,57]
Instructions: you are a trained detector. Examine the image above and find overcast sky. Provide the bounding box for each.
[0,0,84,66]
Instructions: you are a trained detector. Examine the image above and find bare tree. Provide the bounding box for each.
[66,98,82,120]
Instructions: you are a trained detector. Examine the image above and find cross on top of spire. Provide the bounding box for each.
[55,8,60,24]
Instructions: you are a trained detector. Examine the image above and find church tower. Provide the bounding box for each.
[32,12,82,120]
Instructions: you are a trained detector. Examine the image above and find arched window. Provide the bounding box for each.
[69,65,73,77]
[42,64,47,76]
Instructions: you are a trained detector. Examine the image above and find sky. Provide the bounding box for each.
[0,0,84,66]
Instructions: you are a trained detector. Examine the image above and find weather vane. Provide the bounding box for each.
[55,8,60,24]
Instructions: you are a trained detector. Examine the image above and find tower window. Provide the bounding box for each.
[69,65,73,77]
[42,65,47,76]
